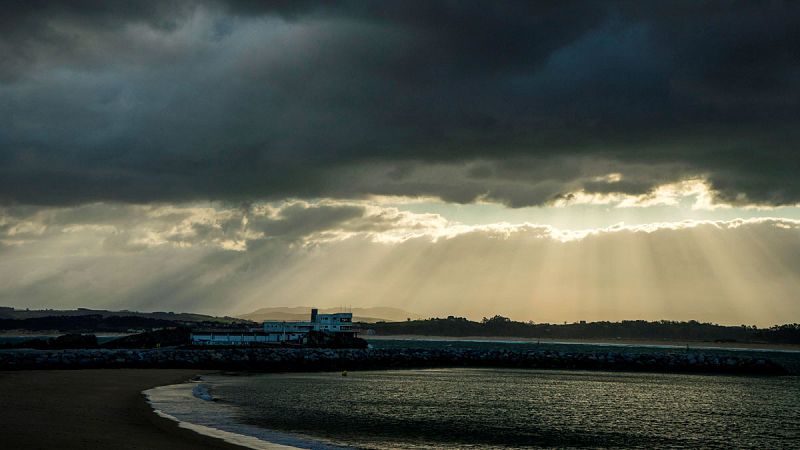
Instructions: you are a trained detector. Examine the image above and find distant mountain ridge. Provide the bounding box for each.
[0,305,423,325]
[240,306,422,323]
[0,306,244,324]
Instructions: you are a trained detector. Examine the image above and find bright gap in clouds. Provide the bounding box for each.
[389,179,800,230]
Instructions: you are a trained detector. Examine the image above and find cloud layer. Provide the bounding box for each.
[1,1,799,207]
[2,201,799,325]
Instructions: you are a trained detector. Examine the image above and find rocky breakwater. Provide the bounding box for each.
[0,347,788,375]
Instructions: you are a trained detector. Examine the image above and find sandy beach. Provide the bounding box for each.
[0,369,246,450]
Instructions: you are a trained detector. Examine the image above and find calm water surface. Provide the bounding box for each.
[193,368,800,449]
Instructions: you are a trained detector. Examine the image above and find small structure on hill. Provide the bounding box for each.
[190,308,355,346]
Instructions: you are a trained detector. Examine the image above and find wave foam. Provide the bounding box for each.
[144,378,347,450]
[192,383,214,401]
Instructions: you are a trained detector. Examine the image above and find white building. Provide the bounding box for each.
[190,308,355,346]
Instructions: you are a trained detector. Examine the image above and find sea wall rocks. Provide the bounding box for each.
[0,347,787,375]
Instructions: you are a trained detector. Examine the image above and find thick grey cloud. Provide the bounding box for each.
[249,203,365,239]
[1,1,799,206]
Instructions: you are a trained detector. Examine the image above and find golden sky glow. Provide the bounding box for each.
[2,196,799,326]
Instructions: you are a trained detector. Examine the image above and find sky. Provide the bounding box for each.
[1,1,799,326]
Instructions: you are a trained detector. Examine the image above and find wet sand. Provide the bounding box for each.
[0,369,246,450]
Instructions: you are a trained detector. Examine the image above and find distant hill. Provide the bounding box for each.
[0,306,246,324]
[240,306,422,323]
[365,316,800,345]
[0,313,256,335]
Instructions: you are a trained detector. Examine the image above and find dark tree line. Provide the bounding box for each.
[365,316,800,344]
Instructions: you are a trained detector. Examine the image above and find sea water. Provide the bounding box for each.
[147,368,800,449]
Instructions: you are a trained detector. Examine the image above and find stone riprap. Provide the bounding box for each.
[0,347,787,375]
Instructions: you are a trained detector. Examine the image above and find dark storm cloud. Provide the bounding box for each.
[1,0,798,206]
[249,203,366,239]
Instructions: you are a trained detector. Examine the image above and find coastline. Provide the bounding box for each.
[367,334,800,352]
[0,369,248,450]
[145,378,341,450]
[0,364,796,449]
